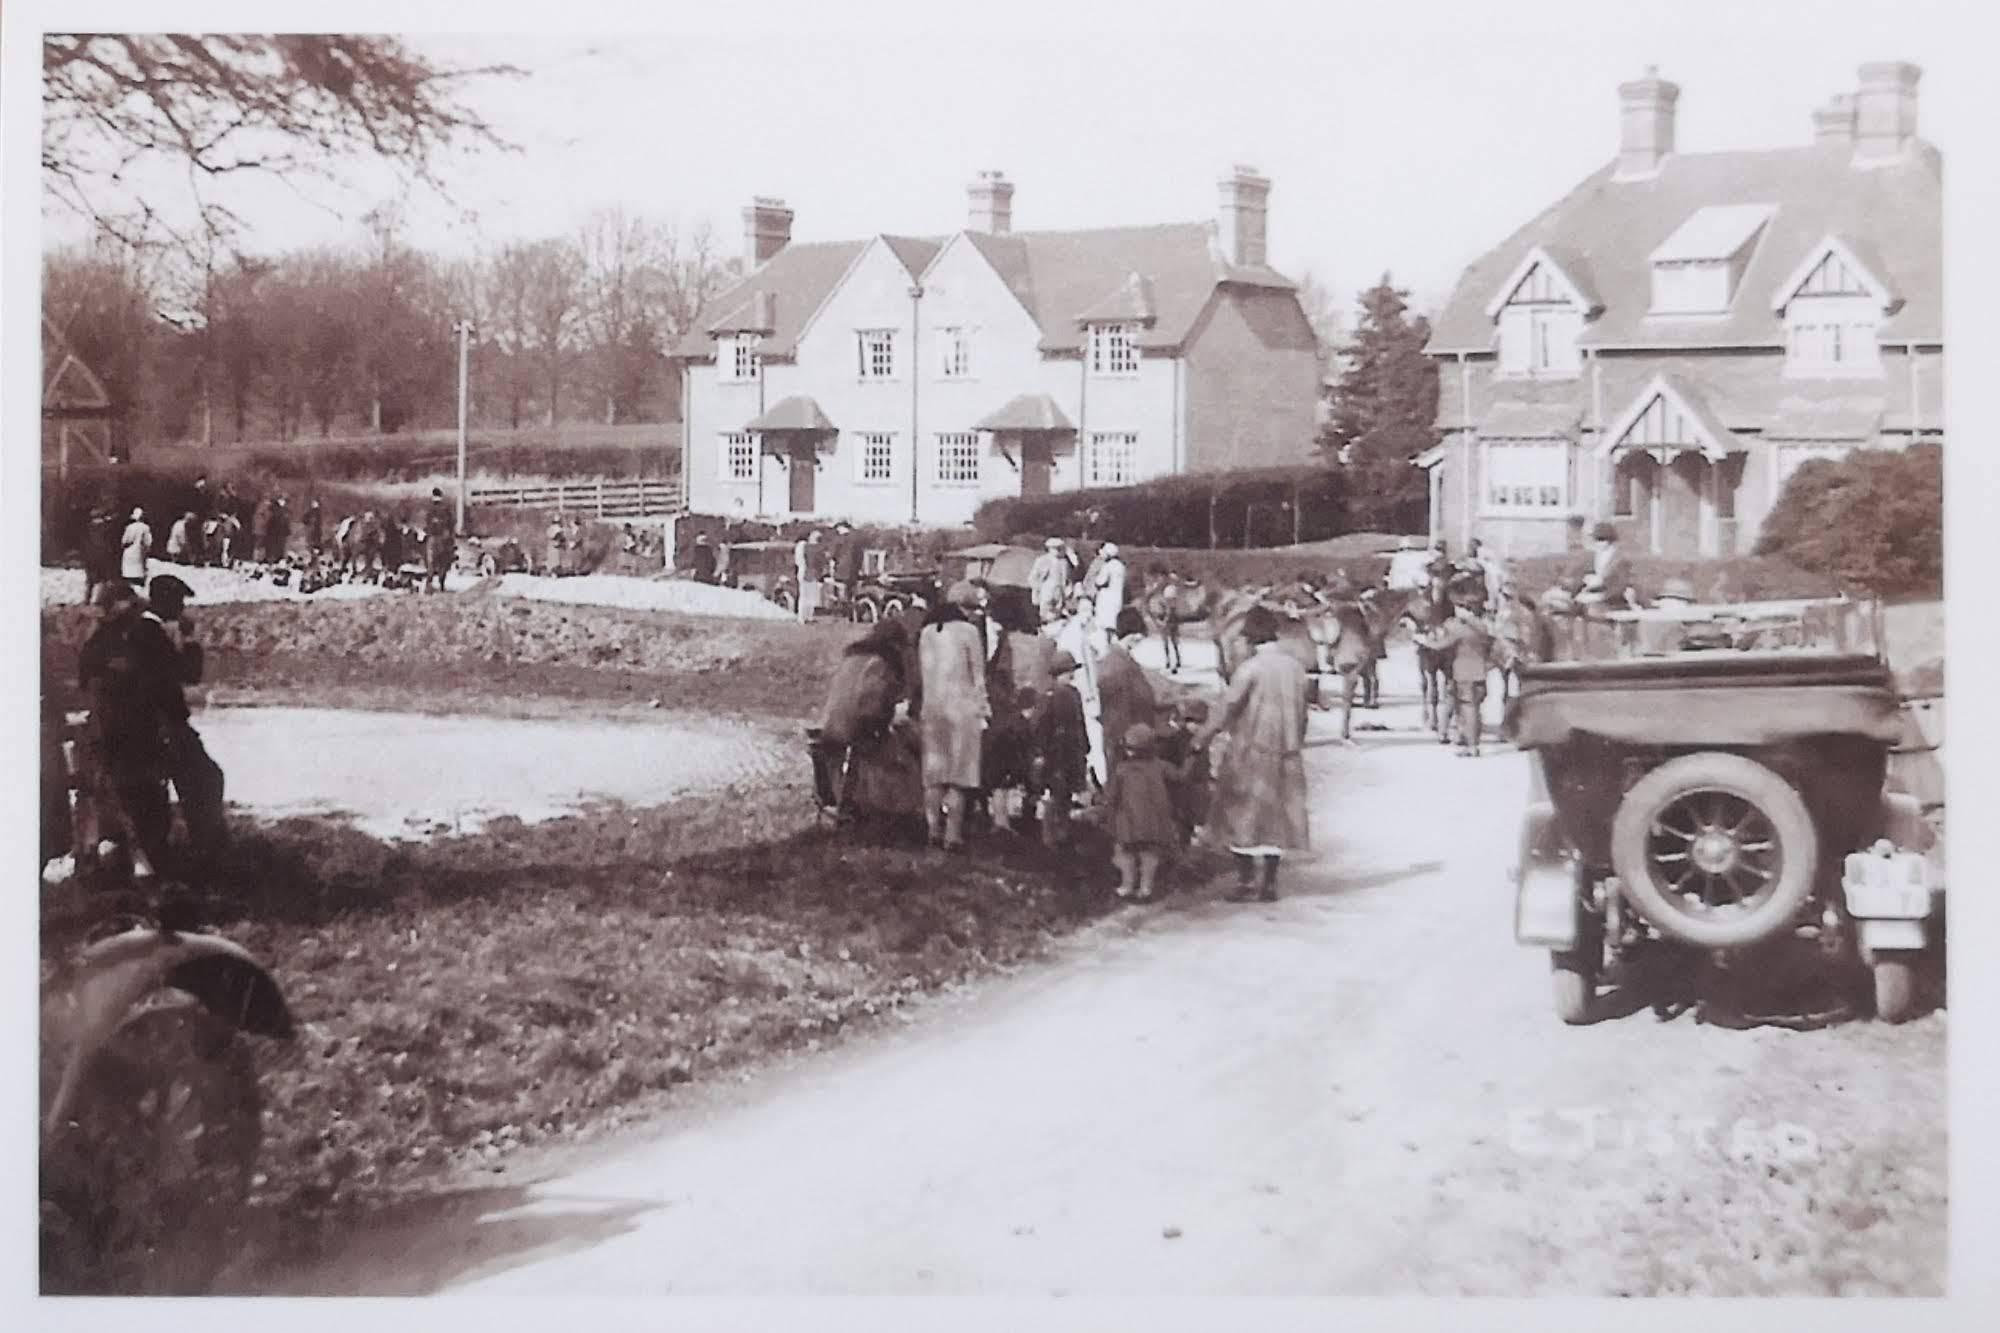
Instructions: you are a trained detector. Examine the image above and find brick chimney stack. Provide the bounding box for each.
[1615,66,1679,180]
[742,197,794,268]
[1853,61,1921,164]
[968,171,1014,235]
[1812,93,1857,148]
[1218,165,1271,268]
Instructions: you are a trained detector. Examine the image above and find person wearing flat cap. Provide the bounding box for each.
[917,580,991,850]
[1577,520,1635,610]
[1193,602,1311,901]
[1030,649,1089,849]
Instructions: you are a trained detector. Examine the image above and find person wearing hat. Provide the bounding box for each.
[1416,586,1497,757]
[688,531,717,584]
[1087,541,1128,656]
[75,580,166,874]
[1578,520,1634,610]
[144,574,228,857]
[120,507,154,587]
[1102,722,1178,901]
[424,487,456,593]
[1031,648,1090,850]
[831,522,863,607]
[1193,602,1311,901]
[917,580,991,850]
[1029,536,1074,630]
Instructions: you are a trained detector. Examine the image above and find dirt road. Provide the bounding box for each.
[254,652,1946,1298]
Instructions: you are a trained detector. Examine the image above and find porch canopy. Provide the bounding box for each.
[1596,373,1746,462]
[974,393,1075,433]
[745,395,837,433]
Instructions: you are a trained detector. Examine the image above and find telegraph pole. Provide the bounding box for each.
[453,319,474,532]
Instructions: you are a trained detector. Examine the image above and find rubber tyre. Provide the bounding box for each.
[41,1002,261,1295]
[1610,751,1819,950]
[1873,957,1918,1024]
[1551,955,1595,1025]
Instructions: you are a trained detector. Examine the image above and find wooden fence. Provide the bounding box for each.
[468,478,684,519]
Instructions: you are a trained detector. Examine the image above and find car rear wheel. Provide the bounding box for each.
[854,596,882,623]
[881,596,907,620]
[1609,751,1819,950]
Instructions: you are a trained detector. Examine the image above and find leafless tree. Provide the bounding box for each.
[42,35,520,259]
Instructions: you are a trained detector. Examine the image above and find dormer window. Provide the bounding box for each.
[723,334,762,383]
[1773,237,1893,378]
[1647,204,1775,316]
[1088,323,1138,377]
[1485,247,1597,380]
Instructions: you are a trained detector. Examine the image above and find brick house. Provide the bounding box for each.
[674,169,1321,526]
[1420,63,1943,559]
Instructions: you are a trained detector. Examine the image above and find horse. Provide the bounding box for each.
[807,613,922,821]
[1397,572,1459,742]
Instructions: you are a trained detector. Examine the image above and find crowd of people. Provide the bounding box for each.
[79,476,462,601]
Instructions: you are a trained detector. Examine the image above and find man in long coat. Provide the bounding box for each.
[1194,604,1310,902]
[1028,537,1073,630]
[918,581,990,851]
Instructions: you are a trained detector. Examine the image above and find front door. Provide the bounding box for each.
[1659,452,1706,556]
[1020,436,1053,497]
[788,439,816,513]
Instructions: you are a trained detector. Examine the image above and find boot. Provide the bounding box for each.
[1257,854,1280,902]
[924,784,946,848]
[941,788,967,851]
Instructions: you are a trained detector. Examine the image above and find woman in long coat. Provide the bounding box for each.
[919,581,990,850]
[1195,604,1310,901]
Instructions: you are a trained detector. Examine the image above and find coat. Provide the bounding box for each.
[1032,681,1089,795]
[1093,643,1156,781]
[1029,551,1071,618]
[120,521,152,579]
[1104,755,1178,848]
[1093,557,1128,627]
[1200,642,1310,852]
[919,617,988,788]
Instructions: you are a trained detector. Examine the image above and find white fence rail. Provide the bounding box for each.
[468,478,683,519]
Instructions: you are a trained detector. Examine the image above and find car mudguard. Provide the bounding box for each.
[43,929,293,1134]
[1514,801,1584,950]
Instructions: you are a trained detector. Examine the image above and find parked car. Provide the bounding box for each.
[1506,597,1942,1025]
[40,712,294,1294]
[725,539,930,621]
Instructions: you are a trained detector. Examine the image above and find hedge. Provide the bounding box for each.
[1755,443,1942,599]
[973,465,1349,549]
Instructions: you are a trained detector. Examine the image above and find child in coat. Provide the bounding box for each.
[1103,722,1179,901]
[1032,651,1090,849]
[1158,698,1212,846]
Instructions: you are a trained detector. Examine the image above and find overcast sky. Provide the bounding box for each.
[36,0,1969,318]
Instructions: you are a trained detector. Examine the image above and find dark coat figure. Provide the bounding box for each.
[266,497,291,562]
[250,496,273,559]
[1031,654,1090,848]
[381,517,406,572]
[689,537,717,584]
[425,494,456,588]
[1104,723,1177,900]
[834,532,864,588]
[303,499,324,554]
[81,509,121,604]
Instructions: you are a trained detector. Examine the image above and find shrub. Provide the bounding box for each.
[1755,444,1942,598]
[973,465,1349,549]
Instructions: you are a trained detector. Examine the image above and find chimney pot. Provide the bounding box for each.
[1853,61,1921,163]
[742,197,794,268]
[1218,166,1272,268]
[1615,68,1679,180]
[967,170,1015,235]
[1813,92,1856,148]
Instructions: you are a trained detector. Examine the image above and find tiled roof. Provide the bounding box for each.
[975,393,1076,432]
[1427,141,1941,354]
[678,220,1298,362]
[1479,402,1582,437]
[745,395,839,432]
[1073,272,1160,327]
[682,240,866,360]
[1649,204,1778,263]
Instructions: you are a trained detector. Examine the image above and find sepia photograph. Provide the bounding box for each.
[6,0,1979,1321]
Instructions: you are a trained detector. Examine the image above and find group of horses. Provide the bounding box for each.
[1140,568,1553,744]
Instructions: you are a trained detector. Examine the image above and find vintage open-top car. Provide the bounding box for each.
[724,539,936,622]
[1506,597,1943,1025]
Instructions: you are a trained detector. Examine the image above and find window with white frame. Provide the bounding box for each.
[934,432,980,486]
[1088,323,1138,377]
[1496,263,1581,379]
[723,334,761,383]
[1481,439,1569,513]
[1087,431,1138,487]
[857,329,898,380]
[1784,297,1879,375]
[857,432,896,484]
[938,326,973,379]
[721,432,757,482]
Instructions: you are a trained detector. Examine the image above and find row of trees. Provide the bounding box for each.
[45,208,740,450]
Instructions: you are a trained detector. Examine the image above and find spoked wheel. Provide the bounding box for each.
[1610,752,1817,950]
[41,1003,262,1295]
[854,596,882,624]
[881,596,907,620]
